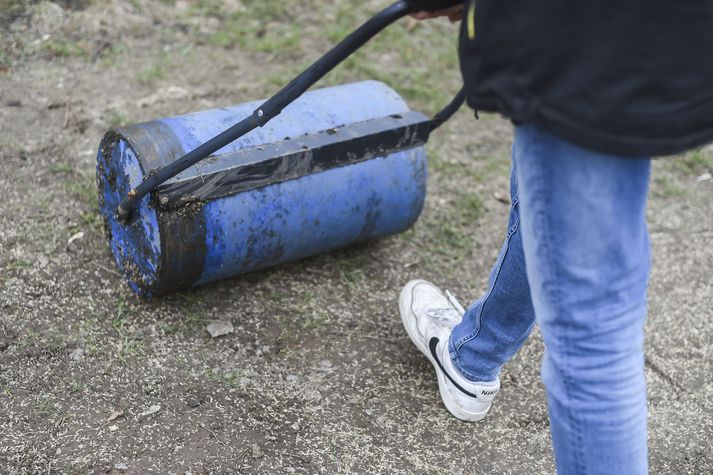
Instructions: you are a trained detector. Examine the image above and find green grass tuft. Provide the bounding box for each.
[43,38,87,58]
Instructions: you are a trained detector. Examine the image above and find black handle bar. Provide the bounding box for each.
[116,1,464,222]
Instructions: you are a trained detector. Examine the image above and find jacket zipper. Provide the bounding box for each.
[467,0,476,40]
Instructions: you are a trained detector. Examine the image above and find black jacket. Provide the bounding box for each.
[412,0,713,157]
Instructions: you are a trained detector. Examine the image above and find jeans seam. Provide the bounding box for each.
[454,211,520,352]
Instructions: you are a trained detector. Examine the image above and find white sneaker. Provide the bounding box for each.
[399,279,500,422]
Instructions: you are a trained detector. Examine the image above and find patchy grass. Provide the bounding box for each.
[59,168,97,207]
[675,149,713,175]
[195,0,303,57]
[107,110,131,128]
[183,311,205,329]
[35,394,60,417]
[652,149,712,198]
[0,35,17,69]
[0,0,26,25]
[431,191,485,259]
[209,22,301,56]
[188,1,461,112]
[337,263,365,297]
[324,17,460,112]
[111,298,145,362]
[0,141,29,161]
[399,176,489,268]
[5,258,31,271]
[137,61,167,86]
[3,2,710,474]
[652,174,687,199]
[54,165,102,234]
[42,37,87,58]
[287,291,331,331]
[78,317,103,357]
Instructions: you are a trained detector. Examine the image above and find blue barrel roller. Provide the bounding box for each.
[97,81,430,297]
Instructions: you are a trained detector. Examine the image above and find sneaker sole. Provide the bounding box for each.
[399,280,492,422]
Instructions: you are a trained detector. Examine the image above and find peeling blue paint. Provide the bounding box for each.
[97,139,162,295]
[96,81,428,296]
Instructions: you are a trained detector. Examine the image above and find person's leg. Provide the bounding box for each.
[448,155,537,382]
[398,150,536,422]
[515,124,651,474]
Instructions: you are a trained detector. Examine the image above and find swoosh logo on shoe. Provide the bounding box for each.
[429,337,480,399]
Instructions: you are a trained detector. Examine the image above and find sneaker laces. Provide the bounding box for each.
[425,290,466,324]
[445,290,465,315]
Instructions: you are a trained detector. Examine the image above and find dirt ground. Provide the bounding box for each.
[1,1,712,474]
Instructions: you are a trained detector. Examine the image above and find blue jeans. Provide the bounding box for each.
[449,124,651,474]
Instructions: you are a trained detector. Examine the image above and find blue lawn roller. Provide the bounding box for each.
[96,1,465,297]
